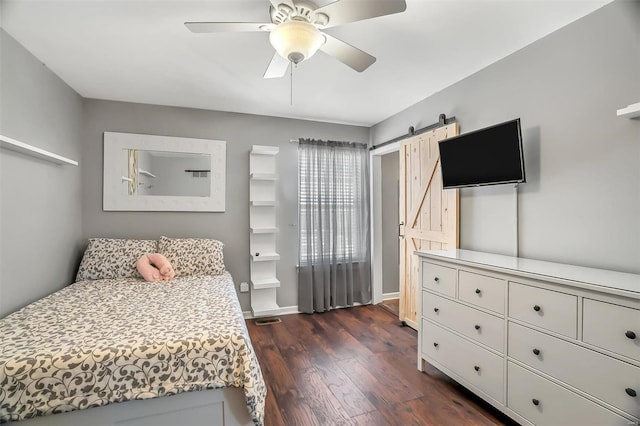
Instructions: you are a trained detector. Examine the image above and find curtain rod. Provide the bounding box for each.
[288,113,456,147]
[369,113,457,151]
[288,138,367,148]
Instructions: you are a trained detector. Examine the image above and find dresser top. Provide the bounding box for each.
[416,249,640,298]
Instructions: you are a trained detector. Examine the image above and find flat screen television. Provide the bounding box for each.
[439,118,525,189]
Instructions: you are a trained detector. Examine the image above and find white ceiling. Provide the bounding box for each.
[1,0,612,127]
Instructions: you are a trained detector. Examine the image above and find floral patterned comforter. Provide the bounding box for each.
[0,272,265,424]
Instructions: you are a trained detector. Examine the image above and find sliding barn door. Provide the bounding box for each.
[399,123,460,329]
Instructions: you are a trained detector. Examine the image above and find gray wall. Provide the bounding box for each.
[81,99,368,311]
[371,1,640,274]
[381,151,399,294]
[0,29,83,317]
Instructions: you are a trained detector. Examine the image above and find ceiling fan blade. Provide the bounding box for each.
[320,33,376,72]
[184,22,273,33]
[264,52,290,79]
[317,0,407,28]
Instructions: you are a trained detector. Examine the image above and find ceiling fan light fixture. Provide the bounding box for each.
[269,21,325,64]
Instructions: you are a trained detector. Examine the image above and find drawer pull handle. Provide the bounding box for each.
[434,277,440,283]
[626,388,637,397]
[474,365,480,372]
[433,342,439,348]
[533,305,541,312]
[474,324,481,330]
[625,330,637,340]
[475,288,481,294]
[434,307,439,313]
[532,399,540,406]
[533,348,540,356]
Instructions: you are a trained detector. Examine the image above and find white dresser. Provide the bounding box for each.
[417,249,640,426]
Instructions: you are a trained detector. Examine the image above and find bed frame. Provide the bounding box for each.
[15,388,252,426]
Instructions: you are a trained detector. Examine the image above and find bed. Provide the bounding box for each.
[0,237,266,425]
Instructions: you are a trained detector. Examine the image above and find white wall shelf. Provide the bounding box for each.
[250,173,277,181]
[251,253,280,262]
[250,290,281,317]
[250,145,280,156]
[251,278,281,290]
[617,102,640,119]
[0,134,78,166]
[250,200,276,207]
[250,145,281,317]
[250,227,279,234]
[138,168,156,178]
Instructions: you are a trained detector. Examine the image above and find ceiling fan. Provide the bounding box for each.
[185,0,407,79]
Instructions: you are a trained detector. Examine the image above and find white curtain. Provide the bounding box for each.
[297,139,371,313]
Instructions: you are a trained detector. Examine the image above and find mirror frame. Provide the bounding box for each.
[103,132,226,212]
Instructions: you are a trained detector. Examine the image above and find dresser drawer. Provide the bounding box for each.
[422,262,456,297]
[423,291,504,352]
[459,271,506,314]
[422,320,504,403]
[583,299,640,363]
[507,362,630,426]
[508,282,577,338]
[509,321,640,418]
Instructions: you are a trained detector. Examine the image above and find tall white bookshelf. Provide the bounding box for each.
[249,145,281,317]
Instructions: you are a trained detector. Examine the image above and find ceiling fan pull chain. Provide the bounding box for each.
[290,62,294,106]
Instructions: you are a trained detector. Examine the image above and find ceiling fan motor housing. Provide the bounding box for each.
[271,2,329,27]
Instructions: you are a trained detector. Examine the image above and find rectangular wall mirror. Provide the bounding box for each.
[103,132,226,211]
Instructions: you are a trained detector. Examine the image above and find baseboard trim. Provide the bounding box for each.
[243,302,377,319]
[382,292,399,300]
[243,305,300,319]
[276,305,302,316]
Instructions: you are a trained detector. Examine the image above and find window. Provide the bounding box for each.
[298,142,369,266]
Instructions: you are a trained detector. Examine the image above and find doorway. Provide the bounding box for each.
[370,142,400,311]
[379,151,400,315]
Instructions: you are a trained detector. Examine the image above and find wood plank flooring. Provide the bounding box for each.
[247,305,517,426]
[378,298,400,316]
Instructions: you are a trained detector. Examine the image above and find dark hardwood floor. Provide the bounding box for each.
[378,298,400,316]
[246,305,517,426]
